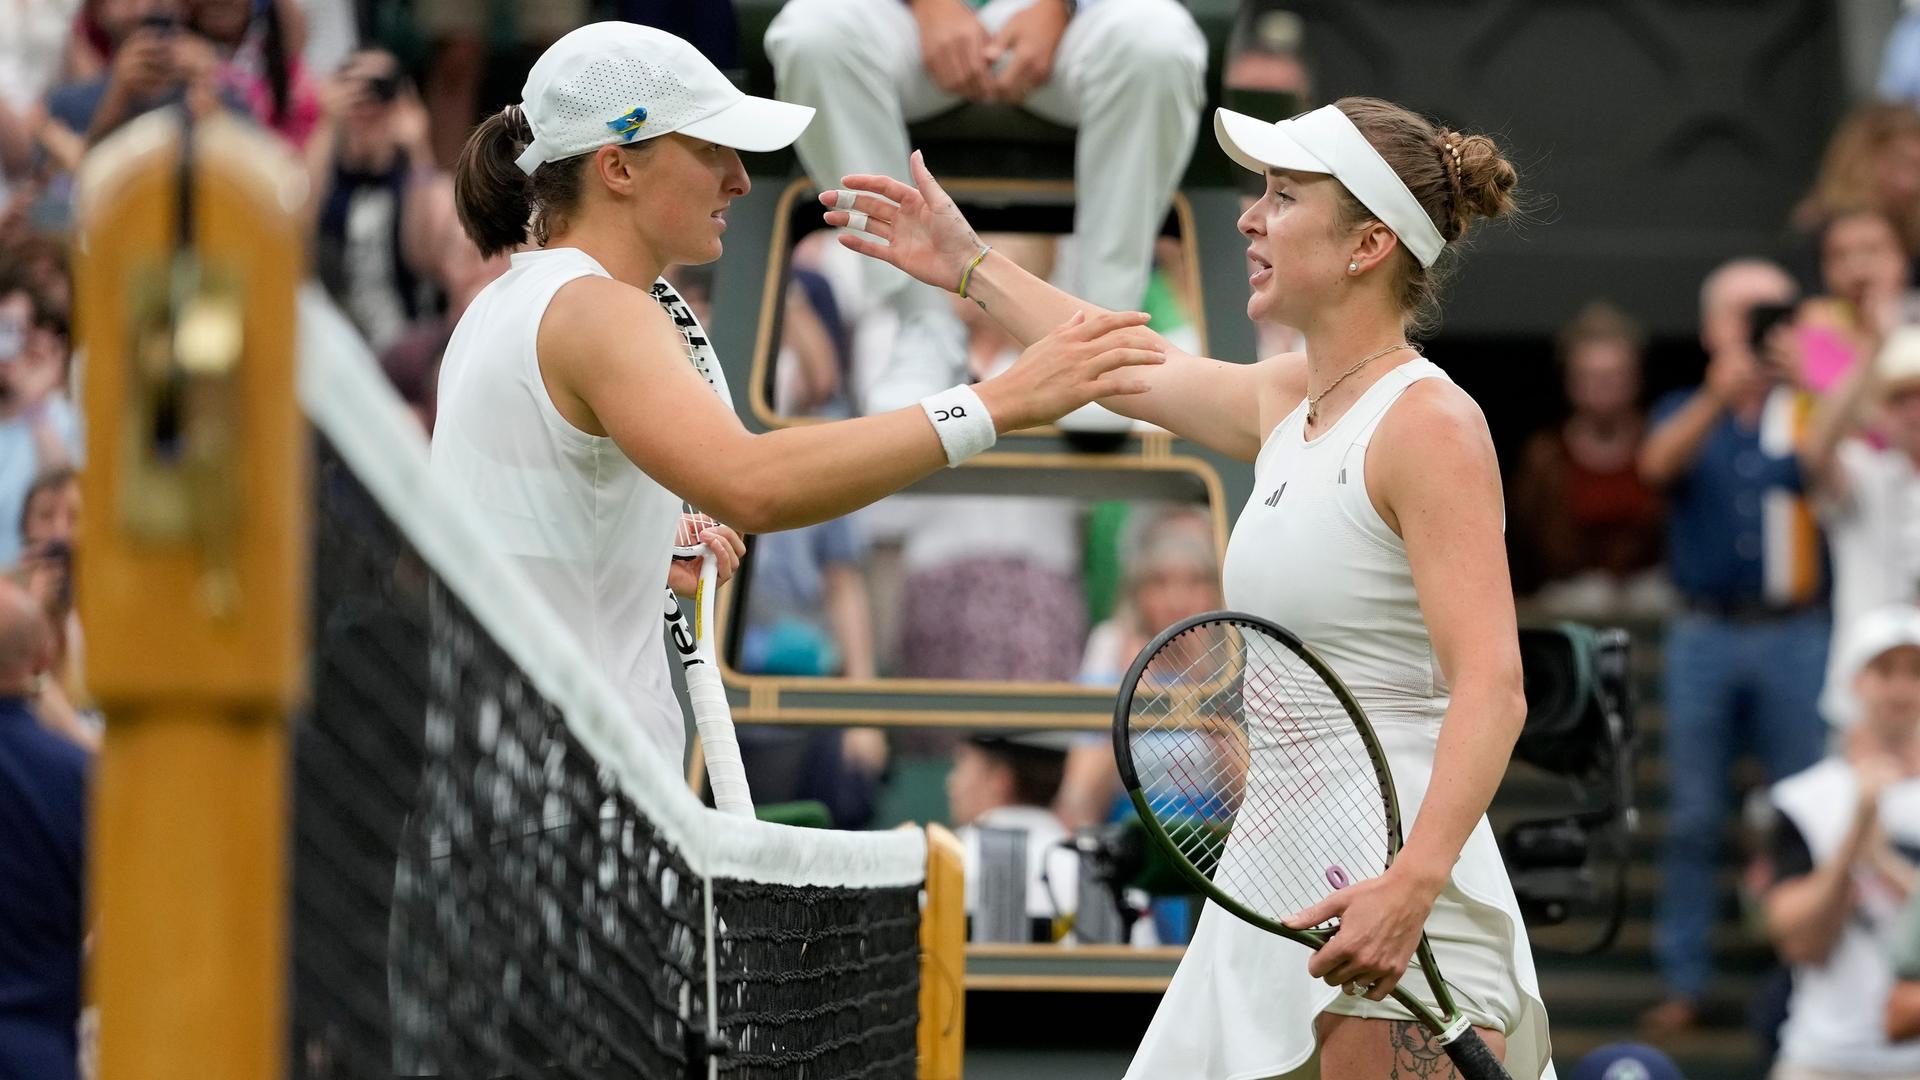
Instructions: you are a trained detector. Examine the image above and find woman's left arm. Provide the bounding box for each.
[1285,381,1528,1000]
[1383,381,1529,890]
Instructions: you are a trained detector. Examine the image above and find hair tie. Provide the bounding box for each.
[1437,132,1466,235]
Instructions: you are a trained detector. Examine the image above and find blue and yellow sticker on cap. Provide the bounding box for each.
[607,106,649,141]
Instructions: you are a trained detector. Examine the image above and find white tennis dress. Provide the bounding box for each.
[1126,358,1554,1080]
[430,247,689,761]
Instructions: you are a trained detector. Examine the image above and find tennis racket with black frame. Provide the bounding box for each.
[1113,610,1511,1080]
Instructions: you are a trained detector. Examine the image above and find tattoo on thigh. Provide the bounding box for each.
[1387,1021,1451,1078]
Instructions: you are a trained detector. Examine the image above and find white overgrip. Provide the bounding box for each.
[686,551,753,817]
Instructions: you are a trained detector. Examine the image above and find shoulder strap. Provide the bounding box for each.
[1348,359,1445,451]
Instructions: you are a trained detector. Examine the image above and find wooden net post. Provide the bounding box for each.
[919,823,966,1080]
[74,109,306,1080]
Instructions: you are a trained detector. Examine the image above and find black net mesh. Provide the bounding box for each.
[711,880,920,1079]
[292,437,920,1079]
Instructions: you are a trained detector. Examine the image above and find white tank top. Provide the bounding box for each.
[1221,357,1448,727]
[430,247,687,760]
[1771,760,1920,1073]
[1128,357,1556,1079]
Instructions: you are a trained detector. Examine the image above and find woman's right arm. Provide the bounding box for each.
[825,153,1269,460]
[539,276,1163,534]
[961,249,1274,460]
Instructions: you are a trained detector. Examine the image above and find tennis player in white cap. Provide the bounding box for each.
[827,98,1553,1077]
[431,22,1165,762]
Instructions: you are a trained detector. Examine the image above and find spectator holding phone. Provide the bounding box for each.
[42,0,218,155]
[13,466,92,751]
[306,49,441,352]
[1804,315,1920,726]
[1791,210,1913,395]
[17,467,76,556]
[187,0,322,149]
[1639,258,1832,1035]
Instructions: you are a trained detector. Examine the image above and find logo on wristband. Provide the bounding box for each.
[934,405,967,422]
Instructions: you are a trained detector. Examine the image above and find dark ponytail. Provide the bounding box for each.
[454,106,538,257]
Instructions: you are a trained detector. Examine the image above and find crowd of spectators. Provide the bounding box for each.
[4,0,1920,1076]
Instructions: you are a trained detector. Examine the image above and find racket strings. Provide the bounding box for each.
[674,506,718,557]
[1128,621,1392,927]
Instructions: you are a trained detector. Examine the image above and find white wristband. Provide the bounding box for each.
[919,385,996,467]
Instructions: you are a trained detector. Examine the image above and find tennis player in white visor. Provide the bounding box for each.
[824,98,1556,1078]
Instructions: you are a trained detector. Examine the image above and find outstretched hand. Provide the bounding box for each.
[820,151,984,295]
[974,309,1166,431]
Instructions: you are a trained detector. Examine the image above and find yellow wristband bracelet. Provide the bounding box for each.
[957,244,993,300]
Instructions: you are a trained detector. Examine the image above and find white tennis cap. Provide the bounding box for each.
[513,22,814,175]
[1215,104,1447,268]
[1839,604,1920,685]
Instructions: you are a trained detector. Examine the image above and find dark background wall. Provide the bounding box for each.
[1256,0,1846,460]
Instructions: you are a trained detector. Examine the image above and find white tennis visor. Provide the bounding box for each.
[1215,104,1447,268]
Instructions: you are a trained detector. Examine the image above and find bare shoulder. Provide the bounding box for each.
[1373,376,1500,495]
[545,274,676,344]
[539,274,681,382]
[1379,376,1494,452]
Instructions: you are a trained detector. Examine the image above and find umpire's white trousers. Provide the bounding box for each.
[766,0,1207,318]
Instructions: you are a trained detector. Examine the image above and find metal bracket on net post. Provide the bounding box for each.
[683,1026,733,1080]
[74,107,306,1080]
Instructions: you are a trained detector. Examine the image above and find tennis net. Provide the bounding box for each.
[289,292,926,1080]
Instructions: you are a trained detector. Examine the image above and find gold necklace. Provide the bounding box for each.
[1306,343,1419,424]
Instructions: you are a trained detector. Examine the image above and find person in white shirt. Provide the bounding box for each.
[1804,323,1920,725]
[434,23,1163,761]
[950,733,1079,934]
[826,96,1550,1077]
[1764,604,1920,1080]
[764,0,1206,417]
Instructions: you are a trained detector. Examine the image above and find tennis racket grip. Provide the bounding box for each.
[1440,1026,1510,1080]
[683,555,754,817]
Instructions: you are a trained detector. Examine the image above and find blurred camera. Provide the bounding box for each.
[1747,302,1796,356]
[365,73,402,104]
[21,539,73,615]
